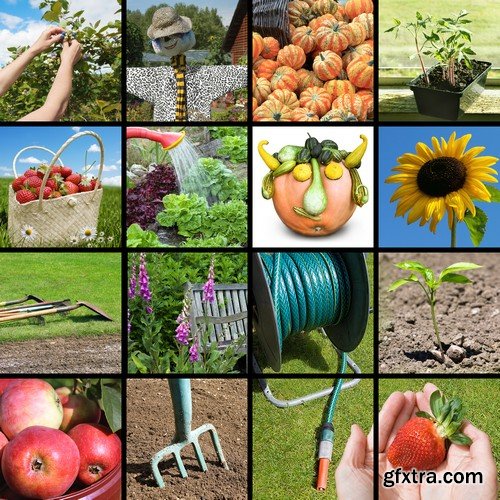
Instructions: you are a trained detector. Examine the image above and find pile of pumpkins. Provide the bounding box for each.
[252,0,374,122]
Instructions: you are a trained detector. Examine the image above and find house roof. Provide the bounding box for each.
[222,0,247,52]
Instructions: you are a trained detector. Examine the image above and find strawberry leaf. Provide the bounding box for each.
[449,432,472,446]
[429,390,443,418]
[415,411,433,419]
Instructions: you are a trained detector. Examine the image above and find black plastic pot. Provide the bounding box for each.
[408,61,492,120]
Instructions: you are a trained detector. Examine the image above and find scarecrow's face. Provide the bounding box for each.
[152,30,196,56]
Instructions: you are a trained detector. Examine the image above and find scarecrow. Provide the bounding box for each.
[127,6,247,121]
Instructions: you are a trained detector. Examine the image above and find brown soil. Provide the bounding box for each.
[127,378,248,500]
[0,335,121,374]
[379,253,500,374]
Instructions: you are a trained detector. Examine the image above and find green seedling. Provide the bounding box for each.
[388,260,482,358]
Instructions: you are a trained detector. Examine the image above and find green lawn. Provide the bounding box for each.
[0,252,121,341]
[254,253,374,374]
[253,378,373,500]
[0,178,122,248]
[379,378,500,479]
[380,0,500,69]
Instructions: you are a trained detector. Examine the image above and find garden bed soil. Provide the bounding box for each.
[379,253,500,374]
[411,60,490,92]
[127,378,248,500]
[0,335,121,373]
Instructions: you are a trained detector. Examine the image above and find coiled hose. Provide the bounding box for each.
[259,252,351,491]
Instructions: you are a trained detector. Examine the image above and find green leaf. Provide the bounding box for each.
[429,390,443,417]
[395,260,434,283]
[449,432,472,446]
[416,411,433,420]
[439,273,472,284]
[464,207,487,247]
[52,1,62,16]
[439,262,482,282]
[387,278,415,292]
[101,383,121,432]
[486,185,500,202]
[42,11,58,22]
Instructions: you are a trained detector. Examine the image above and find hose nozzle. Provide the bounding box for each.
[316,423,334,491]
[126,127,185,150]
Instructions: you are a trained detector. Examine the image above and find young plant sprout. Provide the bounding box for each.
[388,260,481,359]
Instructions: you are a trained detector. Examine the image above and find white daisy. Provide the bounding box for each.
[97,237,104,243]
[99,231,105,237]
[80,226,97,240]
[70,236,79,245]
[20,225,37,241]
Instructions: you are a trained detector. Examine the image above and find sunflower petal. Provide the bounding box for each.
[461,146,486,163]
[386,173,418,184]
[464,178,491,201]
[457,188,476,217]
[431,136,442,156]
[390,184,420,202]
[397,153,426,166]
[415,142,435,161]
[468,156,499,169]
[447,207,454,230]
[453,133,472,159]
[407,196,429,224]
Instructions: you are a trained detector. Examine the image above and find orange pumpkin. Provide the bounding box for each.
[313,50,343,81]
[277,44,306,70]
[252,97,258,113]
[321,109,358,121]
[299,86,333,117]
[252,71,257,92]
[342,42,373,68]
[261,37,280,59]
[315,20,351,53]
[357,89,373,119]
[347,55,374,89]
[346,21,367,46]
[323,79,356,100]
[296,69,324,92]
[345,0,373,20]
[291,107,320,121]
[333,5,349,22]
[253,100,293,121]
[253,77,272,105]
[311,0,338,16]
[271,66,299,92]
[272,165,356,236]
[331,94,367,120]
[252,32,264,61]
[256,59,280,80]
[288,0,311,27]
[291,26,316,54]
[353,13,374,39]
[308,14,335,31]
[268,89,300,110]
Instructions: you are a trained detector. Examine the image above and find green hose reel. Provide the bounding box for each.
[253,252,370,371]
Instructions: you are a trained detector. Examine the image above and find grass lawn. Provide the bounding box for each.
[253,377,373,499]
[0,178,122,248]
[380,0,500,69]
[379,378,500,480]
[0,252,121,342]
[254,253,374,374]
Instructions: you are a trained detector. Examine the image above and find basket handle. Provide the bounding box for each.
[38,131,105,209]
[12,146,64,179]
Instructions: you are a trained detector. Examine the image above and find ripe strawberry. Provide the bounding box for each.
[51,166,63,176]
[16,189,36,204]
[46,179,57,190]
[26,176,43,189]
[12,176,27,192]
[35,187,53,199]
[387,390,472,470]
[66,173,81,185]
[90,178,101,190]
[23,169,38,178]
[78,176,92,192]
[61,167,73,178]
[60,181,79,195]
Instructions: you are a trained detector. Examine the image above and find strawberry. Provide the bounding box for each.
[387,390,472,470]
[26,176,43,190]
[23,169,38,178]
[90,178,101,190]
[35,187,53,199]
[16,189,36,204]
[46,179,57,190]
[60,181,79,195]
[51,166,63,176]
[66,173,81,185]
[78,176,92,192]
[61,167,73,178]
[12,176,27,192]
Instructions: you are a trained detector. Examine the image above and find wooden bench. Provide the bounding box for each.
[185,283,248,352]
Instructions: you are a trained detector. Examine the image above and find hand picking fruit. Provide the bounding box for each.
[387,389,471,470]
[12,164,101,204]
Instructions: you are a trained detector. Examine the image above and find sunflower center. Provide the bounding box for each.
[417,157,466,197]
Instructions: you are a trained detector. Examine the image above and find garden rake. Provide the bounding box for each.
[0,295,44,308]
[151,378,229,488]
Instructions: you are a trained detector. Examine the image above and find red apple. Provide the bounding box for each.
[0,379,63,439]
[68,424,121,485]
[0,380,21,397]
[1,426,80,499]
[59,394,102,432]
[0,431,7,461]
[55,386,72,405]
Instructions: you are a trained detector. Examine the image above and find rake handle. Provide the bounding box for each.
[0,304,78,323]
[168,379,192,442]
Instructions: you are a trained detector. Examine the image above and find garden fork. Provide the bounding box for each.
[151,378,229,487]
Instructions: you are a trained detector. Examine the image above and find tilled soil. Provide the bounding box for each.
[0,335,121,373]
[379,253,500,374]
[127,378,248,500]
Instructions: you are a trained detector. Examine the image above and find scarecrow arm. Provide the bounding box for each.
[126,67,166,103]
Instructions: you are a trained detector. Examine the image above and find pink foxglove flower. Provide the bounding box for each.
[202,256,215,303]
[189,340,200,363]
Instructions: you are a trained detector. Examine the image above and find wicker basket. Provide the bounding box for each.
[253,0,290,47]
[8,131,104,248]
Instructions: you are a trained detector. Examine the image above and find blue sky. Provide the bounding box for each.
[379,126,500,248]
[127,0,240,26]
[0,126,122,186]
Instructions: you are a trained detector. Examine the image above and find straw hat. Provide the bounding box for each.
[147,6,192,40]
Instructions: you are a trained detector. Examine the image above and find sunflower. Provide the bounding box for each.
[386,132,498,235]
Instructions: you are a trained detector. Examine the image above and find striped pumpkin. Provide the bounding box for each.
[299,86,333,117]
[347,55,374,89]
[342,42,373,69]
[271,66,299,92]
[277,45,306,70]
[256,59,280,80]
[321,109,358,121]
[313,51,342,81]
[353,13,374,39]
[323,79,356,100]
[268,89,300,109]
[252,97,258,113]
[333,5,349,21]
[291,26,316,54]
[291,107,320,121]
[315,20,351,53]
[253,77,272,105]
[311,0,338,16]
[357,90,373,119]
[345,0,373,20]
[253,100,293,121]
[296,69,324,92]
[308,14,335,30]
[252,32,264,61]
[331,93,367,120]
[288,0,312,27]
[346,21,367,46]
[252,56,265,72]
[261,37,280,59]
